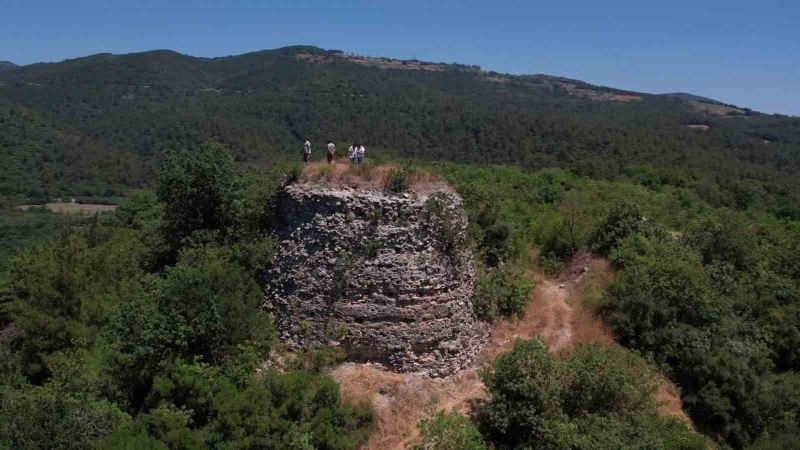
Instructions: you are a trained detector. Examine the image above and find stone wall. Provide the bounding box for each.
[262,183,487,376]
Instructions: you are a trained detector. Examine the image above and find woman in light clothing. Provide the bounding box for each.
[303,140,312,163]
[348,143,357,164]
[356,144,366,164]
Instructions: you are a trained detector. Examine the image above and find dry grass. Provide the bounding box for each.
[332,365,486,449]
[555,82,642,103]
[688,100,745,116]
[15,203,117,214]
[568,257,616,348]
[301,159,453,195]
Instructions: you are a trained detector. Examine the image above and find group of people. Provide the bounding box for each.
[302,140,366,164]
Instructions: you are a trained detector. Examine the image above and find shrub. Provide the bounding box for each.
[333,252,354,301]
[384,168,411,193]
[424,192,467,262]
[590,200,658,256]
[479,339,705,449]
[608,232,654,269]
[479,338,567,445]
[293,345,348,373]
[481,221,512,267]
[604,237,719,356]
[685,211,758,272]
[0,349,130,450]
[472,266,532,321]
[416,411,486,450]
[240,163,299,234]
[0,384,129,450]
[100,363,372,449]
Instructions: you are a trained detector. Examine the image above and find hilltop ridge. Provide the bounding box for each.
[1,46,743,110]
[1,45,799,204]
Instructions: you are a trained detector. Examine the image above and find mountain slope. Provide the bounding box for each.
[0,46,799,202]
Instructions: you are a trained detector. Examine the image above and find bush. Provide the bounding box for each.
[481,221,512,266]
[424,192,467,262]
[0,349,130,450]
[104,361,372,450]
[590,200,658,256]
[472,266,532,321]
[384,168,411,193]
[0,384,129,450]
[685,211,758,272]
[608,232,655,269]
[240,163,299,234]
[112,190,162,231]
[604,236,719,356]
[416,411,486,450]
[479,339,705,449]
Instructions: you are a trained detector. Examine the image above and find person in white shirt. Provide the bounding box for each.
[356,144,366,164]
[347,143,357,164]
[326,141,335,164]
[303,140,311,163]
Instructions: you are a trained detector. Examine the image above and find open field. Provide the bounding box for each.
[15,203,117,214]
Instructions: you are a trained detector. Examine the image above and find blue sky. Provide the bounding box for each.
[2,0,798,115]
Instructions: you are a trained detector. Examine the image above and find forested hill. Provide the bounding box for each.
[0,62,18,72]
[1,45,799,203]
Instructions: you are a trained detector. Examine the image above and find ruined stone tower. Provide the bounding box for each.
[262,182,487,376]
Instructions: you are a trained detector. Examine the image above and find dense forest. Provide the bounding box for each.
[433,161,800,449]
[1,46,799,449]
[0,144,798,448]
[0,46,799,206]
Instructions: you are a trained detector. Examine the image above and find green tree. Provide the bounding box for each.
[6,225,144,380]
[472,266,532,321]
[157,142,241,245]
[0,348,130,450]
[102,244,273,409]
[590,200,659,256]
[100,362,372,450]
[479,339,705,449]
[604,236,719,357]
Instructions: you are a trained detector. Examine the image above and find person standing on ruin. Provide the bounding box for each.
[356,144,366,164]
[326,141,335,164]
[303,139,312,164]
[348,143,357,164]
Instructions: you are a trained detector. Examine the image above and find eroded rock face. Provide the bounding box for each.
[262,183,487,376]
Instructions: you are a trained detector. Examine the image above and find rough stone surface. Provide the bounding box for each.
[262,183,488,376]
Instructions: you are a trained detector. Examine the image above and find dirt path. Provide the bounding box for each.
[332,253,688,449]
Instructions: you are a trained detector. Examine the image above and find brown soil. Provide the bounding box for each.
[688,100,745,116]
[554,82,642,103]
[332,252,690,449]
